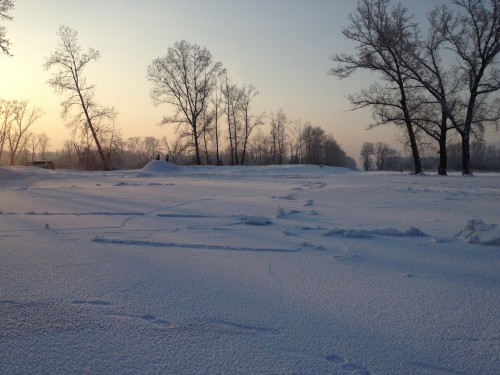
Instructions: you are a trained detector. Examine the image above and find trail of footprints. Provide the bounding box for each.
[71,300,170,327]
[71,300,280,335]
[71,299,371,373]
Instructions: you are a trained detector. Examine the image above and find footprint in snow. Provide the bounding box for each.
[108,312,170,327]
[325,353,371,374]
[325,353,344,364]
[72,300,112,306]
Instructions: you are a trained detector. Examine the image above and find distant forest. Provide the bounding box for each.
[1,0,500,174]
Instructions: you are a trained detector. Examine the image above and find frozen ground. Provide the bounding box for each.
[0,161,499,374]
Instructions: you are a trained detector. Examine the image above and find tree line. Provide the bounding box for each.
[2,0,499,173]
[330,0,500,175]
[360,140,500,172]
[1,4,355,170]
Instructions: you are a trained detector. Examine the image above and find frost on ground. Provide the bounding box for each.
[0,162,499,375]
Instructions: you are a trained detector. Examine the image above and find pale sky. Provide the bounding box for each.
[1,0,498,159]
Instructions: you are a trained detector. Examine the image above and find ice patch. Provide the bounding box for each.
[455,219,500,246]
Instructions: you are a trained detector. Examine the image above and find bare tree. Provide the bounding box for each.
[28,131,40,162]
[393,6,461,175]
[44,26,116,170]
[210,84,224,165]
[0,0,14,56]
[373,142,397,170]
[288,119,305,164]
[0,98,15,161]
[147,40,224,165]
[200,107,215,165]
[239,84,264,165]
[37,133,50,160]
[221,74,242,165]
[6,101,43,165]
[360,141,374,171]
[247,129,273,165]
[437,0,500,175]
[270,109,288,164]
[302,124,325,165]
[330,0,423,174]
[125,137,143,167]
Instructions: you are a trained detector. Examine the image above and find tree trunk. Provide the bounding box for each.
[438,111,448,176]
[214,106,220,166]
[77,91,109,170]
[399,84,422,174]
[461,130,472,175]
[406,125,422,174]
[438,136,447,176]
[226,110,234,166]
[192,120,202,165]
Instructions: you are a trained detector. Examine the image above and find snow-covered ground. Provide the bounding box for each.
[1,161,499,375]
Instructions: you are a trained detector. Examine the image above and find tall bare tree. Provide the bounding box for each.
[147,40,224,165]
[330,0,423,174]
[390,6,458,175]
[437,0,500,175]
[210,84,224,165]
[239,84,264,165]
[142,136,162,161]
[44,26,116,170]
[270,109,288,164]
[0,0,14,56]
[221,74,242,165]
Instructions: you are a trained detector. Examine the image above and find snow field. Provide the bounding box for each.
[0,162,499,374]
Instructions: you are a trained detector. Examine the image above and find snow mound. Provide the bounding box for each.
[0,166,52,189]
[141,160,180,173]
[324,227,427,238]
[455,219,500,246]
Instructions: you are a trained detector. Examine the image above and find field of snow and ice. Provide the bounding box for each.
[0,161,499,375]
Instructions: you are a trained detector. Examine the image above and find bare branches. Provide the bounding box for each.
[0,0,14,56]
[44,26,115,170]
[330,0,422,173]
[0,100,44,165]
[147,40,225,165]
[331,0,500,175]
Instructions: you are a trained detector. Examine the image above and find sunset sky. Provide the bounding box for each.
[1,0,498,160]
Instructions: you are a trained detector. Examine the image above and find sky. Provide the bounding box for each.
[1,0,499,160]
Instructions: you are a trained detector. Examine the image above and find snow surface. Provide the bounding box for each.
[1,161,499,374]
